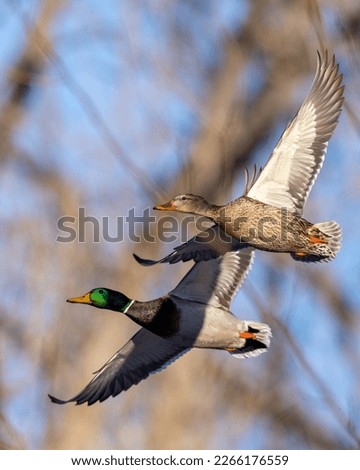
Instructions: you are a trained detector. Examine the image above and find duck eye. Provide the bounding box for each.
[181,196,187,201]
[98,289,104,294]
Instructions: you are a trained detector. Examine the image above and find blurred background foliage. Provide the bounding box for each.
[1,0,360,450]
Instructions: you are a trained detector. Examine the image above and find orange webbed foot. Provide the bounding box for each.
[309,235,327,244]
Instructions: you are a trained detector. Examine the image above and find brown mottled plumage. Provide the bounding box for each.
[135,51,343,266]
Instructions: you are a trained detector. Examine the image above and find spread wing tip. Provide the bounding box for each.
[133,253,160,266]
[48,393,71,405]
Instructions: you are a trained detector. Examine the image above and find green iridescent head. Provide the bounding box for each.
[67,288,132,312]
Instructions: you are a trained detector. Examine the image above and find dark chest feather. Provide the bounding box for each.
[130,297,181,338]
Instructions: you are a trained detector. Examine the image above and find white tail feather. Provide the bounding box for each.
[230,321,272,359]
[314,220,342,258]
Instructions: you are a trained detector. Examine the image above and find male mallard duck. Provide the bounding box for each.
[49,248,271,405]
[135,51,343,266]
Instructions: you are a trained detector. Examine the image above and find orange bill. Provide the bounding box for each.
[67,292,92,304]
[153,200,176,211]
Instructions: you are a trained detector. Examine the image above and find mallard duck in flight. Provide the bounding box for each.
[49,248,271,405]
[135,51,343,266]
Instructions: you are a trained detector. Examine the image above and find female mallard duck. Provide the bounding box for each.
[49,248,271,406]
[135,51,343,266]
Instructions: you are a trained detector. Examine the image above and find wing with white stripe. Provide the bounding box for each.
[170,247,255,310]
[247,51,344,215]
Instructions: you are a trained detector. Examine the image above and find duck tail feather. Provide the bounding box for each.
[230,321,271,359]
[290,220,342,263]
[314,220,342,257]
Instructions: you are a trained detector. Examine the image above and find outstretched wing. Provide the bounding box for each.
[49,329,188,406]
[170,248,255,310]
[133,225,246,266]
[247,51,344,215]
